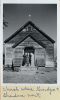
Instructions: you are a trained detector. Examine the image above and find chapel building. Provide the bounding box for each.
[4,21,55,69]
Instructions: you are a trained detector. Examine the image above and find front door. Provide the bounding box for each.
[22,47,35,66]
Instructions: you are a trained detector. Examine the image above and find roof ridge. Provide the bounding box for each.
[4,20,55,43]
[4,21,34,43]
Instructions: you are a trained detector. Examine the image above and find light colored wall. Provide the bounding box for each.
[13,47,24,66]
[5,44,13,67]
[45,43,54,67]
[35,48,45,66]
[4,37,54,67]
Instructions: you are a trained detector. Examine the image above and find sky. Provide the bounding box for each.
[3,4,57,56]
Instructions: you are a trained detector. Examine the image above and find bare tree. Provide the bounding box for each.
[3,14,8,29]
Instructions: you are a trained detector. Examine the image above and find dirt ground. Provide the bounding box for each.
[3,67,57,84]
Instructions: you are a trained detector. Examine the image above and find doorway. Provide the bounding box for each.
[22,47,35,66]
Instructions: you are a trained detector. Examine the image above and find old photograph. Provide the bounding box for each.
[3,4,57,83]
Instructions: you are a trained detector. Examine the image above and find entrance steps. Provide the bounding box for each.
[19,66,37,74]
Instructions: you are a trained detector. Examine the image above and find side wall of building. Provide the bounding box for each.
[5,44,13,67]
[45,43,54,67]
[13,46,24,66]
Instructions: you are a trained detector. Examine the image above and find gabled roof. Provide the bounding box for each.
[12,34,46,48]
[4,21,55,48]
